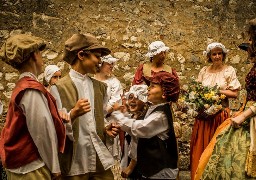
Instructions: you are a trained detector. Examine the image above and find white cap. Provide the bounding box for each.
[101,54,119,64]
[44,65,60,83]
[145,41,170,58]
[203,42,228,56]
[126,84,148,103]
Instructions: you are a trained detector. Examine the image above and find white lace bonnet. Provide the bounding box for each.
[101,54,119,64]
[203,42,228,56]
[125,84,148,103]
[145,41,170,58]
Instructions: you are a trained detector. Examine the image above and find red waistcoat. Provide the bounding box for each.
[0,77,65,169]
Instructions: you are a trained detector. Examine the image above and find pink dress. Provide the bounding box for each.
[190,65,241,179]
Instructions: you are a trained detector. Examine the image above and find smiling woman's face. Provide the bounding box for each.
[209,47,224,64]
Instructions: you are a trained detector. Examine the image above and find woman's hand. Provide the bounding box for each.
[231,108,254,128]
[231,115,245,128]
[231,111,242,118]
[219,89,238,99]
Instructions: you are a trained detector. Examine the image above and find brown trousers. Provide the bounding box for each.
[6,166,51,180]
[61,156,114,180]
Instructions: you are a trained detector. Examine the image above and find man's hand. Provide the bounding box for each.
[52,172,61,180]
[70,99,91,120]
[121,159,137,178]
[58,108,71,123]
[121,167,133,178]
[105,122,120,138]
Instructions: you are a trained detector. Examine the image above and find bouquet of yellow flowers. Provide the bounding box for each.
[179,80,226,120]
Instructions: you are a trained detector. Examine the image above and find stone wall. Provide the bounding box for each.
[0,0,256,171]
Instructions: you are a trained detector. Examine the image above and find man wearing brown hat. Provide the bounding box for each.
[50,33,119,179]
[0,34,66,179]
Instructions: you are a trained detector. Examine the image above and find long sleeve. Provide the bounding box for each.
[107,77,123,108]
[224,66,241,90]
[50,85,74,141]
[111,110,169,139]
[20,89,60,173]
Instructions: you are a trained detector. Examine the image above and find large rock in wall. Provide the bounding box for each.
[0,0,255,171]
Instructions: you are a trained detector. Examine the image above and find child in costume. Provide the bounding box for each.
[112,71,180,179]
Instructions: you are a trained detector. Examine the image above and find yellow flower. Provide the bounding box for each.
[178,97,185,103]
[204,93,212,100]
[210,91,215,96]
[220,94,226,99]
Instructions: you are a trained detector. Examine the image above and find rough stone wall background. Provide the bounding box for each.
[0,0,255,172]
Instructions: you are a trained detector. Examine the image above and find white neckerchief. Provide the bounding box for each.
[19,72,38,81]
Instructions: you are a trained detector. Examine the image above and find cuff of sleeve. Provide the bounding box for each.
[111,111,124,124]
[249,106,256,114]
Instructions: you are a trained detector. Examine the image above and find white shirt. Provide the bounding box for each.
[93,75,123,159]
[50,69,114,176]
[102,76,123,110]
[8,72,60,174]
[111,103,178,179]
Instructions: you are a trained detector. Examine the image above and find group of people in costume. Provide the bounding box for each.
[0,30,180,180]
[0,17,255,180]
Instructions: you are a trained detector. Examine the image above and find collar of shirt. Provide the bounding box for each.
[19,72,38,81]
[69,69,89,81]
[146,102,168,117]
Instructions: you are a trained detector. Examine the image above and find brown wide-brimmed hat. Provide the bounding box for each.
[63,33,111,64]
[0,34,46,69]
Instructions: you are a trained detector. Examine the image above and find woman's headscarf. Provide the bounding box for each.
[44,65,60,84]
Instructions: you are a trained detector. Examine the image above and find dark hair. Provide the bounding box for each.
[249,19,256,55]
[43,77,49,87]
[206,50,227,63]
[16,51,38,71]
[71,50,92,65]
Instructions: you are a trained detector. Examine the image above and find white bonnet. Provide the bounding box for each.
[145,41,170,58]
[126,84,148,103]
[203,42,228,56]
[101,54,119,64]
[44,65,60,83]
